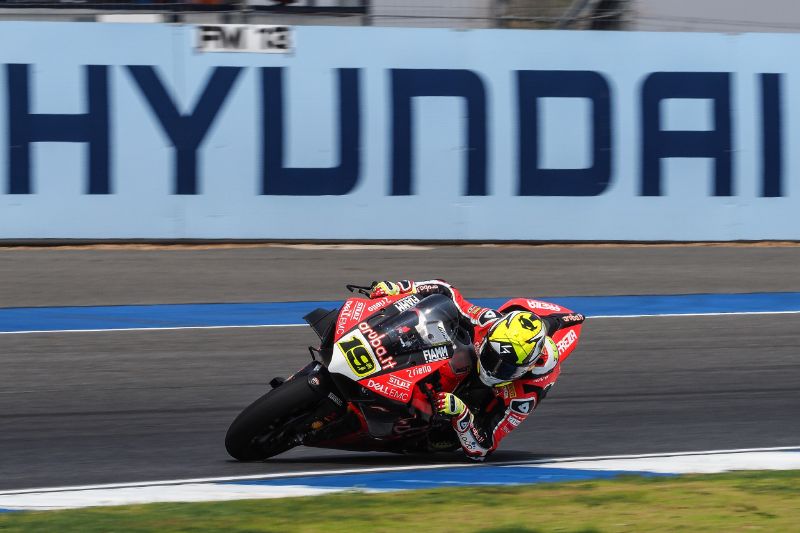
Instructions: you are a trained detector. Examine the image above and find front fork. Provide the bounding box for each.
[280,361,349,444]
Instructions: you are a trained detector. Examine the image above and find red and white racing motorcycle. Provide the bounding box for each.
[225,284,583,461]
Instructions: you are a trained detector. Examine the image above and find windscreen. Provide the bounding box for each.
[367,294,460,356]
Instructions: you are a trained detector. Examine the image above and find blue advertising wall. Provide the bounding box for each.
[0,23,797,240]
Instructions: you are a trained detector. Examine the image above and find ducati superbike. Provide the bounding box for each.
[225,285,583,461]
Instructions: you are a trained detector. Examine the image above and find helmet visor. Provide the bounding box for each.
[479,344,536,382]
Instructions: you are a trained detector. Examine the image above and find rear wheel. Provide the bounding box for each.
[225,376,321,461]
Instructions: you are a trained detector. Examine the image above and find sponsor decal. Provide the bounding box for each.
[352,301,366,322]
[309,376,320,386]
[336,300,354,336]
[367,297,390,313]
[358,322,397,369]
[526,300,562,312]
[510,398,535,415]
[394,294,420,313]
[561,313,583,324]
[507,415,522,427]
[501,383,517,399]
[406,364,432,378]
[338,336,377,377]
[415,284,439,293]
[327,392,344,407]
[458,426,482,451]
[470,426,483,442]
[196,24,292,54]
[477,309,499,326]
[388,374,412,390]
[456,413,470,433]
[467,305,481,314]
[556,329,578,353]
[422,345,451,363]
[366,378,409,402]
[436,323,451,341]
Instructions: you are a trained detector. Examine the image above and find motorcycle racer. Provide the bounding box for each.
[369,279,584,461]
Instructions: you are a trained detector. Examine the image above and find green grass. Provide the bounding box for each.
[1,470,799,532]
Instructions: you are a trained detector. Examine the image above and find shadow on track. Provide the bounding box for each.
[224,449,565,468]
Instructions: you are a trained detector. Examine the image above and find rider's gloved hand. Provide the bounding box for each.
[435,392,466,416]
[369,281,401,299]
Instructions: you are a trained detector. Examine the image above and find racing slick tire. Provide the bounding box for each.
[225,376,321,461]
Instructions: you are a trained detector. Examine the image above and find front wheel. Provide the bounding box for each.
[225,376,321,461]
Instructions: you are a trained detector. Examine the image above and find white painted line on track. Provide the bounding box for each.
[1,446,799,511]
[1,445,798,496]
[0,462,479,495]
[2,310,799,335]
[501,445,800,465]
[530,451,800,475]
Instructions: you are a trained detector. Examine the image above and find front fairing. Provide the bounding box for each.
[369,294,460,359]
[328,293,465,383]
[303,294,482,450]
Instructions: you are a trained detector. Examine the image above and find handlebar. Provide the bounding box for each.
[345,283,374,297]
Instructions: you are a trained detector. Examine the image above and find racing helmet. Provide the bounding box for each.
[477,311,547,386]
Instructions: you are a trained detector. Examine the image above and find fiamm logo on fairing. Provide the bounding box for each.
[423,344,451,363]
[394,294,420,313]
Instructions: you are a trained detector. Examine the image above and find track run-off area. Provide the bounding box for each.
[0,245,798,508]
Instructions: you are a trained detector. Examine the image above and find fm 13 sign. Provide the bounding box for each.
[196,25,292,54]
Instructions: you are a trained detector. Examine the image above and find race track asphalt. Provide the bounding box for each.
[1,245,799,491]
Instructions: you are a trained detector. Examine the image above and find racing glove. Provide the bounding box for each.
[369,281,402,299]
[435,392,467,417]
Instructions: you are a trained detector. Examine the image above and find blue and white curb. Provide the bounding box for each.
[1,446,798,511]
[2,292,800,334]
